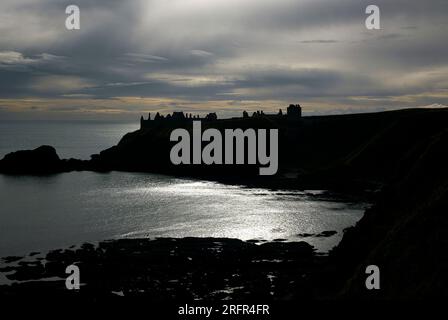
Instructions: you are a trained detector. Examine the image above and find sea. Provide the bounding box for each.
[0,120,366,257]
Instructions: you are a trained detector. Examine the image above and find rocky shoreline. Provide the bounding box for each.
[0,237,332,300]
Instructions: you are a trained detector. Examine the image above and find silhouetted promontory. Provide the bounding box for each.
[2,107,447,191]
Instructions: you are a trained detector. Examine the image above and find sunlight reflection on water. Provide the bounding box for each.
[0,172,367,257]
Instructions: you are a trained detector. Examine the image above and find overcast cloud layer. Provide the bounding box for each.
[0,0,447,119]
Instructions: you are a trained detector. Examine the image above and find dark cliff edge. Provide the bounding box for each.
[1,108,448,300]
[330,128,448,299]
[90,108,448,191]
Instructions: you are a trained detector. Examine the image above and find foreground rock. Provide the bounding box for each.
[0,238,320,301]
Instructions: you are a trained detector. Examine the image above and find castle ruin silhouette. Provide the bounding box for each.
[140,104,302,129]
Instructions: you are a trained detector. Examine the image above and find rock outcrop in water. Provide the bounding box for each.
[0,145,63,174]
[0,146,100,174]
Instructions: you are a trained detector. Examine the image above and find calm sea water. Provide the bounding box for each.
[0,121,366,257]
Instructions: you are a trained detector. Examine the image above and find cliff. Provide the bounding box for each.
[331,127,448,299]
[86,108,448,190]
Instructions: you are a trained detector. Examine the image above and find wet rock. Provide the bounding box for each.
[297,233,314,238]
[316,231,337,237]
[2,256,23,263]
[0,237,319,300]
[297,231,337,238]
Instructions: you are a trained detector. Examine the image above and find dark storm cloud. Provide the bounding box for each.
[0,0,447,117]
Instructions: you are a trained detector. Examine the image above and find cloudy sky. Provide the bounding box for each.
[0,0,447,120]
